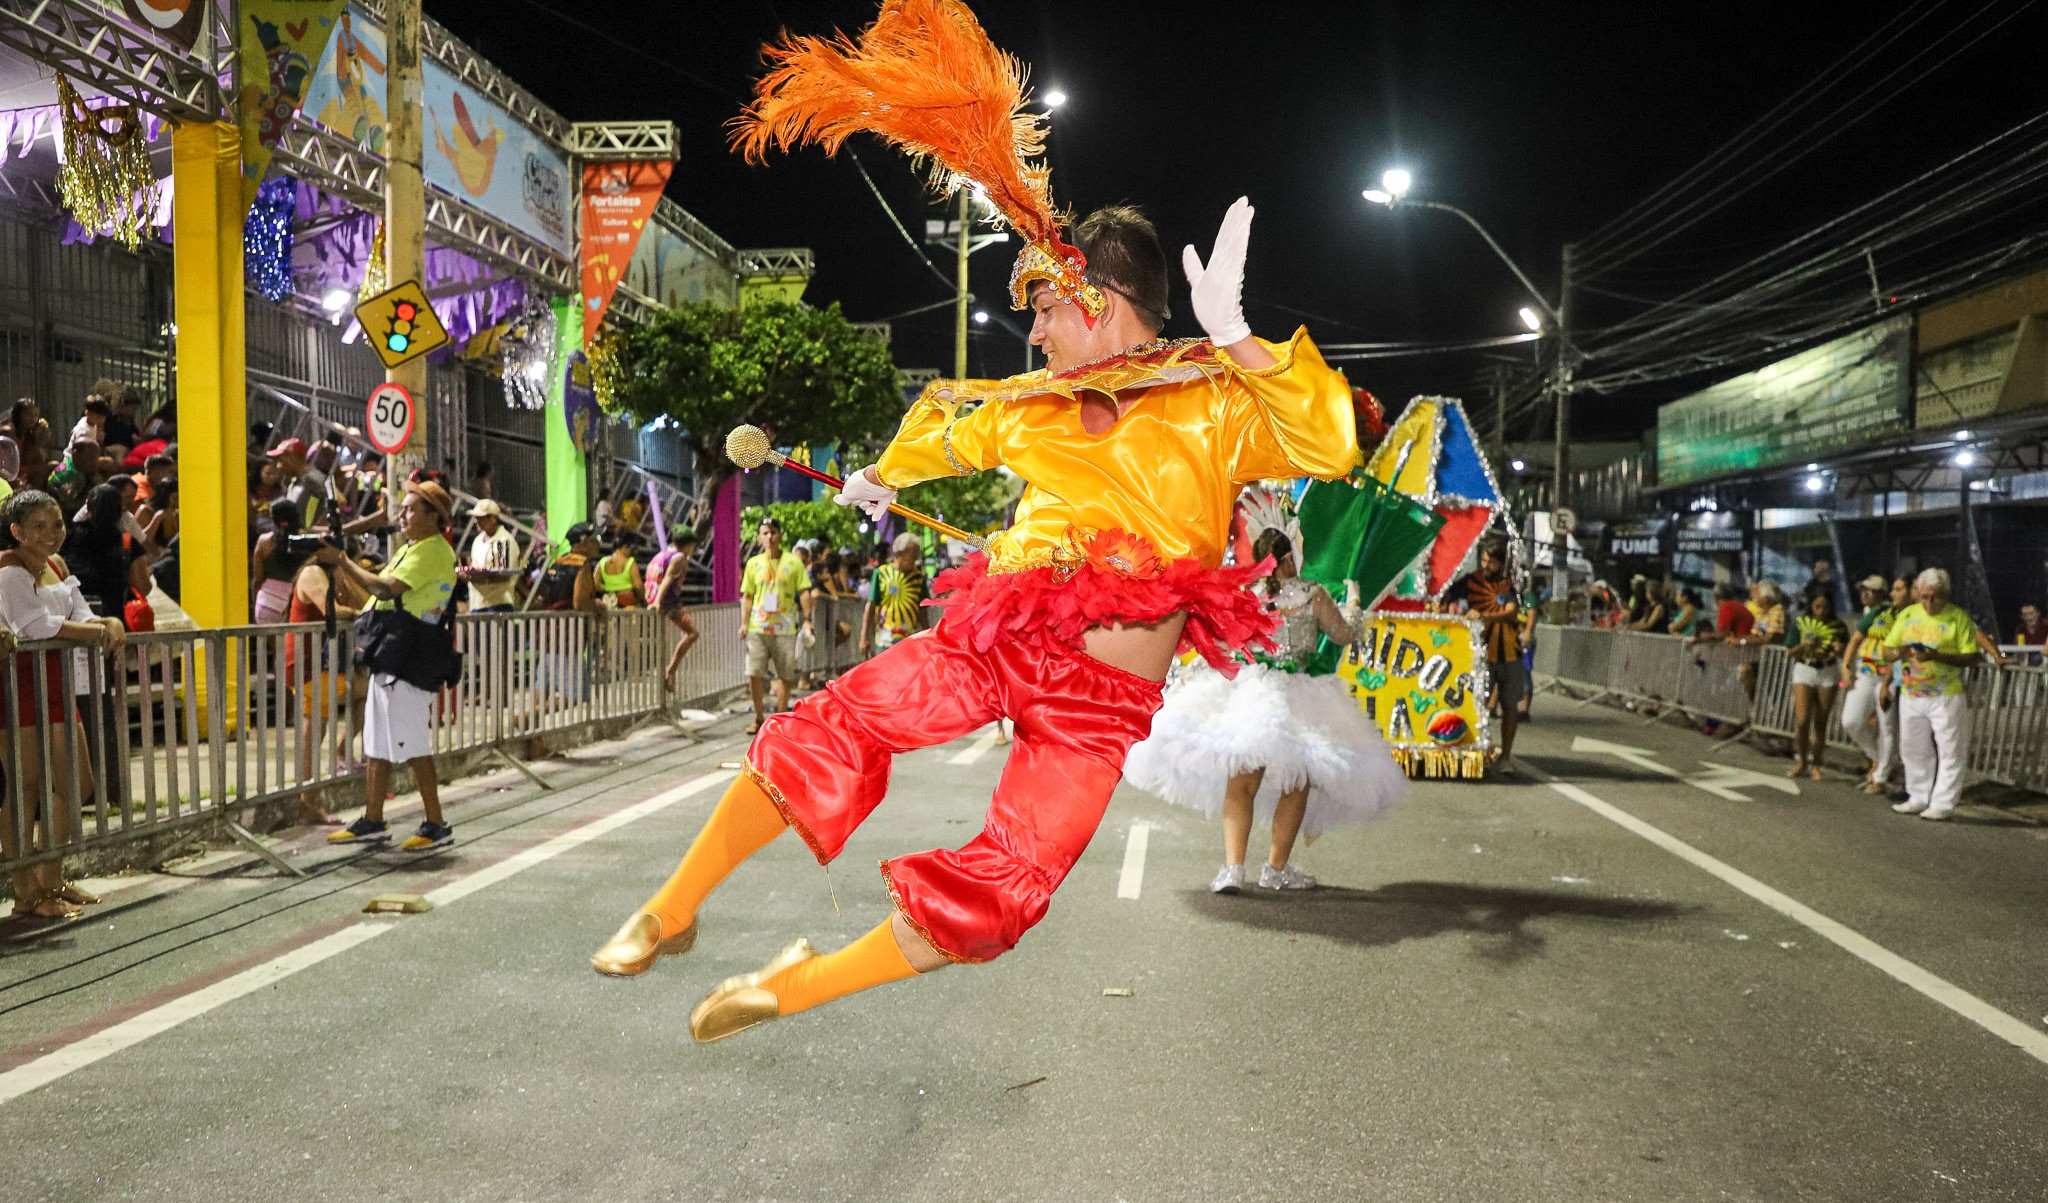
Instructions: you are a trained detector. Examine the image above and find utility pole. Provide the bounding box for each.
[1550,242,1575,605]
[954,189,971,379]
[385,0,427,488]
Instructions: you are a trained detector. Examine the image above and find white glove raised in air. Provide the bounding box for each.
[1181,196,1256,348]
[833,465,897,521]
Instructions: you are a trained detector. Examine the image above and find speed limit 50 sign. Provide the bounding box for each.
[366,383,416,454]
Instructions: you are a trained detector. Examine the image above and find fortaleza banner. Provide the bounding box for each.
[237,0,348,201]
[580,160,672,345]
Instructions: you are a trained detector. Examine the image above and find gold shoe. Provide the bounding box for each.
[688,938,818,1043]
[590,912,698,977]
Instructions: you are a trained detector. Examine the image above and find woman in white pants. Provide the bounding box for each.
[1882,568,1982,822]
[1840,576,1907,794]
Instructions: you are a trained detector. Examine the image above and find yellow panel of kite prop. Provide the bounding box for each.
[1336,610,1492,780]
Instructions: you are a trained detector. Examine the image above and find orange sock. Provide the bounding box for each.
[766,918,921,1016]
[641,774,787,936]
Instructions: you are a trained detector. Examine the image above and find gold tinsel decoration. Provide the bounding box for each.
[54,75,159,250]
[357,219,388,300]
[1388,747,1490,780]
[588,328,626,411]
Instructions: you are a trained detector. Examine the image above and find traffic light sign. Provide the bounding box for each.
[353,280,449,369]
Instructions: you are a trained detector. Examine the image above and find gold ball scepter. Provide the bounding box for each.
[725,425,986,549]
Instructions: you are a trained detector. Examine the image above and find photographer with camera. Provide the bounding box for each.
[317,481,459,851]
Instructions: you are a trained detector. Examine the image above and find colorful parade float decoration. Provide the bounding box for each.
[1290,394,1515,779]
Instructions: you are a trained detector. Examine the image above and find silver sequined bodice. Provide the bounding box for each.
[1262,578,1326,667]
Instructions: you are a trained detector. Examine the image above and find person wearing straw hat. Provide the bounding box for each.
[1840,574,1905,793]
[316,480,458,851]
[461,499,520,613]
[590,0,1357,1042]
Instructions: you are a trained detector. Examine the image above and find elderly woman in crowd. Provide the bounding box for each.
[0,489,126,918]
[1883,568,1982,821]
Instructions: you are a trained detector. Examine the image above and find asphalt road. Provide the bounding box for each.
[3,697,2046,1202]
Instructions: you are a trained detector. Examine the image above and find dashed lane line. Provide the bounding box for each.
[0,769,736,1107]
[1530,767,2048,1067]
[1116,822,1152,900]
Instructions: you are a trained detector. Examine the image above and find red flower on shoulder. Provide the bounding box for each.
[1086,529,1163,579]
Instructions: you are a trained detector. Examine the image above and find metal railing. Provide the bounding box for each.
[1,597,879,883]
[1532,626,2048,794]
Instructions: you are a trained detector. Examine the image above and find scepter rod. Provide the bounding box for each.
[724,425,984,548]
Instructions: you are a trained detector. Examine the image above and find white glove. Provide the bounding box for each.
[1181,196,1255,347]
[833,465,897,521]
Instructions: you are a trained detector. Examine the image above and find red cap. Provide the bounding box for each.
[266,437,311,458]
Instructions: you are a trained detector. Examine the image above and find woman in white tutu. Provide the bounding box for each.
[1124,529,1408,894]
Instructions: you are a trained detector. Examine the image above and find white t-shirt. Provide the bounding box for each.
[467,526,521,609]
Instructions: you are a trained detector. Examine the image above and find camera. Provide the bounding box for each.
[285,532,340,558]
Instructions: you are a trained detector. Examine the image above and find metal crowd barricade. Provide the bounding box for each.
[1,601,876,887]
[1533,624,2048,795]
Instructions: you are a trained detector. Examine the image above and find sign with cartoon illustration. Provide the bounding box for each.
[562,351,602,453]
[236,0,347,197]
[301,6,574,253]
[580,160,673,345]
[1336,611,1491,779]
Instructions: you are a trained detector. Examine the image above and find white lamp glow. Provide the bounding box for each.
[1518,306,1542,332]
[1381,168,1412,198]
[1044,88,1068,108]
[973,310,989,325]
[320,288,352,313]
[1361,189,1393,206]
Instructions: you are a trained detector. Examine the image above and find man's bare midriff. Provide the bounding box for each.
[1079,612,1189,682]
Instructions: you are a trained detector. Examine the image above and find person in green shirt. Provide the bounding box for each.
[1881,567,1981,820]
[1840,575,1906,793]
[1783,590,1851,780]
[740,516,813,733]
[315,480,459,850]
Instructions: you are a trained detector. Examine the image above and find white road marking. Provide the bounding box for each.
[0,769,738,1107]
[1116,823,1152,900]
[945,725,1004,765]
[1571,736,1801,801]
[1534,770,2048,1066]
[0,924,391,1106]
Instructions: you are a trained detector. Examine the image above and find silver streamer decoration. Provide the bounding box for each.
[500,300,558,410]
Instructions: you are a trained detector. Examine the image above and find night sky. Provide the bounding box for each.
[429,1,2047,441]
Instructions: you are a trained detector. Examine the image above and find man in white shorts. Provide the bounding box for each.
[319,480,460,850]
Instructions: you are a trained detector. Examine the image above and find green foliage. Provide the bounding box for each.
[608,299,903,480]
[899,469,1020,535]
[741,499,862,551]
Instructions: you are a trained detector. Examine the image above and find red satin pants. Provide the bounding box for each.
[747,616,1163,962]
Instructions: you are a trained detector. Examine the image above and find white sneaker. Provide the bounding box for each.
[1209,863,1245,895]
[1258,862,1318,890]
[1919,807,1954,822]
[1891,799,1929,815]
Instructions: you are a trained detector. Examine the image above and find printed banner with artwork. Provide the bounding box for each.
[237,0,347,200]
[123,0,207,50]
[624,224,739,308]
[580,160,671,345]
[1336,611,1491,779]
[300,5,574,253]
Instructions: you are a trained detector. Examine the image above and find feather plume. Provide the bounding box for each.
[732,0,1073,257]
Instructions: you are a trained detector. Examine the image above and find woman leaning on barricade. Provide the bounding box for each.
[0,489,126,918]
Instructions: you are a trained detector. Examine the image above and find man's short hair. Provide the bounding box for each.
[144,453,174,472]
[1074,205,1170,332]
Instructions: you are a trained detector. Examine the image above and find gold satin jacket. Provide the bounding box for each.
[874,330,1358,572]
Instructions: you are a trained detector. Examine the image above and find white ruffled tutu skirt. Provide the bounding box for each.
[1123,663,1407,837]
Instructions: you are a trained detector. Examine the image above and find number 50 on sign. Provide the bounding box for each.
[366,383,415,453]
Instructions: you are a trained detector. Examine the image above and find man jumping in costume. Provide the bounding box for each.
[589,0,1359,1041]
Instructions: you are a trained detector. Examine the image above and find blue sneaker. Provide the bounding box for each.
[328,817,389,844]
[401,821,454,852]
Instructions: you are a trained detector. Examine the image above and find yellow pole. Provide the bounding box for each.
[954,188,969,379]
[385,0,427,483]
[170,122,249,629]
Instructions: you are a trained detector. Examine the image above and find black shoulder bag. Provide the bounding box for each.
[354,549,462,690]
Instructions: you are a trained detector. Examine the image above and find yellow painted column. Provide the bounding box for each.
[171,122,250,629]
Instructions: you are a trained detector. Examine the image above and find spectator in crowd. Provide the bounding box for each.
[1451,537,1526,776]
[286,536,369,826]
[595,536,645,608]
[152,530,181,602]
[2016,603,2047,646]
[47,438,109,514]
[616,491,647,544]
[467,460,494,501]
[1627,579,1668,631]
[459,499,520,613]
[1883,567,1981,820]
[593,486,615,535]
[4,399,55,487]
[266,438,311,521]
[1733,579,1788,706]
[249,499,310,624]
[62,483,147,813]
[1799,559,1840,611]
[136,452,174,505]
[739,515,812,734]
[0,489,124,918]
[653,532,702,693]
[1714,581,1754,640]
[1842,575,1907,795]
[1784,590,1850,780]
[140,396,174,443]
[70,393,111,449]
[861,531,929,657]
[103,385,144,462]
[317,481,459,851]
[531,522,603,710]
[1667,587,1703,637]
[0,436,19,502]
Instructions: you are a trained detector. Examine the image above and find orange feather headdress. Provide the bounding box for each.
[731,0,1105,317]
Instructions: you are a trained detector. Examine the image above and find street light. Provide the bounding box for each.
[1511,458,1526,472]
[1381,168,1411,199]
[973,310,989,325]
[1044,88,1068,108]
[1518,306,1542,332]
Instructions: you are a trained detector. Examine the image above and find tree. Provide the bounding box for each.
[900,469,1020,536]
[606,299,903,532]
